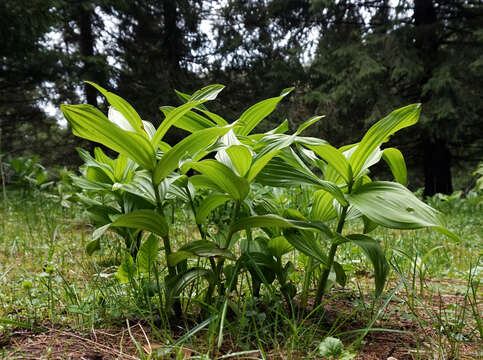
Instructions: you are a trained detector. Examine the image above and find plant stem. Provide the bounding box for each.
[314,206,348,307]
[0,154,7,237]
[186,185,205,240]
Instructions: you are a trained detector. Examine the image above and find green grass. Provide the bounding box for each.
[1,188,482,359]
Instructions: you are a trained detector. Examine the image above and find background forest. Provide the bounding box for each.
[1,0,482,195]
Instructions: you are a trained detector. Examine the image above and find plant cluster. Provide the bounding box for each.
[61,83,456,336]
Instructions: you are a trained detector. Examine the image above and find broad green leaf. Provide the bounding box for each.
[350,104,421,177]
[153,125,232,185]
[166,268,215,304]
[247,134,296,181]
[117,254,136,283]
[86,82,145,135]
[226,145,252,177]
[346,181,458,240]
[143,121,156,139]
[168,240,235,267]
[333,262,347,287]
[113,154,127,180]
[161,106,216,133]
[86,238,100,256]
[382,148,407,186]
[231,214,333,238]
[256,157,348,206]
[300,140,352,184]
[71,175,111,191]
[113,170,156,205]
[152,85,224,147]
[283,229,328,266]
[76,148,115,182]
[111,209,168,237]
[268,236,293,258]
[362,216,379,234]
[267,119,289,134]
[174,89,228,126]
[189,160,249,200]
[136,235,159,273]
[86,167,112,184]
[345,234,389,296]
[311,190,337,221]
[189,175,224,192]
[92,223,111,241]
[61,104,156,170]
[235,88,294,136]
[195,193,232,224]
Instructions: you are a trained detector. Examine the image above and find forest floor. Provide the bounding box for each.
[1,191,482,359]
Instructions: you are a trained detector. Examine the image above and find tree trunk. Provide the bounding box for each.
[423,137,453,196]
[414,0,454,196]
[78,4,97,107]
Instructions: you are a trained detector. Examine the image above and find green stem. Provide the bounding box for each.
[186,185,205,240]
[314,206,348,307]
[153,175,175,278]
[215,200,241,297]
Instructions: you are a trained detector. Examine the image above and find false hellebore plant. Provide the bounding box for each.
[61,82,456,326]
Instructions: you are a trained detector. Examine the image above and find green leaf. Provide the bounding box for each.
[256,157,348,206]
[333,262,347,287]
[153,125,232,185]
[117,254,136,283]
[318,337,344,359]
[304,142,353,184]
[71,175,111,191]
[311,190,337,221]
[136,235,159,273]
[111,209,168,237]
[346,181,457,240]
[267,236,293,258]
[61,104,156,170]
[226,145,252,177]
[231,214,333,238]
[296,115,325,135]
[161,106,216,133]
[247,134,296,182]
[362,216,379,234]
[166,268,215,305]
[189,160,249,200]
[283,229,328,266]
[382,148,407,186]
[235,88,294,136]
[92,223,111,241]
[86,81,145,135]
[168,240,235,267]
[86,238,100,256]
[76,148,115,181]
[350,104,421,177]
[86,167,112,184]
[195,193,232,224]
[345,234,389,296]
[152,84,225,147]
[113,170,156,205]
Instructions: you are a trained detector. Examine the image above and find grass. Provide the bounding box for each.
[0,187,482,359]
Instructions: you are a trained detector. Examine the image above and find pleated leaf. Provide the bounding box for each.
[195,193,232,224]
[61,104,156,170]
[111,209,169,237]
[345,234,389,296]
[189,160,249,200]
[382,148,407,186]
[235,88,293,136]
[346,181,458,240]
[153,125,232,185]
[350,104,421,177]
